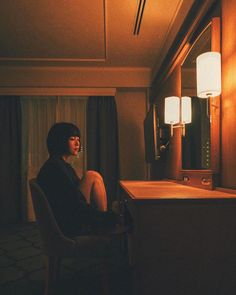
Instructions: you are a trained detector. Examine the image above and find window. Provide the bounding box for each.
[21,96,87,221]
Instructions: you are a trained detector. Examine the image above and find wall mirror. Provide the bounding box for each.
[180,17,221,188]
[181,25,211,170]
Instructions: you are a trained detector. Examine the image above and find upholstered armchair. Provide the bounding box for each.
[29,177,113,295]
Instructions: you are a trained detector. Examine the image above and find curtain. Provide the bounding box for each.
[21,96,87,221]
[87,96,119,208]
[0,96,21,224]
[21,97,57,221]
[56,96,87,177]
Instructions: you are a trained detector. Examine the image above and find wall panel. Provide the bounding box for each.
[221,0,236,188]
[115,90,147,180]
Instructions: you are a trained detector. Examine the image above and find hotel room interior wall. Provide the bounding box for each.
[0,67,150,90]
[115,90,147,180]
[221,0,236,188]
[151,66,181,180]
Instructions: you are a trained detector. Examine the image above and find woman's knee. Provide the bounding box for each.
[84,170,103,181]
[80,170,107,208]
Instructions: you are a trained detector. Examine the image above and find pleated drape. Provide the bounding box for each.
[0,96,21,224]
[86,96,119,208]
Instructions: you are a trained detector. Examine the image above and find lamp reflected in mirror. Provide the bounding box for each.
[164,96,192,137]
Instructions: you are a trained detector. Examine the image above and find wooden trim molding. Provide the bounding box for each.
[0,66,151,89]
[0,87,116,96]
[210,17,221,175]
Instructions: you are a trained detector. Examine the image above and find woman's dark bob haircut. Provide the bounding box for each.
[47,122,81,156]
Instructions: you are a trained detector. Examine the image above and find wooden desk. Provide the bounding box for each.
[120,181,236,295]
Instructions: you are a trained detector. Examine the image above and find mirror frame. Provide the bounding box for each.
[179,17,221,189]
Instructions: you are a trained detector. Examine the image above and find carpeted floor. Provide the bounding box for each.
[0,222,132,295]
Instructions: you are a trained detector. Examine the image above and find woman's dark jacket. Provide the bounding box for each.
[37,156,114,237]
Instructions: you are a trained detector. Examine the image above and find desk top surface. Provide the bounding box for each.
[120,181,236,200]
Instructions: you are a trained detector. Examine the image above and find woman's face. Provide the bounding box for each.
[68,136,80,156]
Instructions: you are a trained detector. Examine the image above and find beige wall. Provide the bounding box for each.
[115,89,147,180]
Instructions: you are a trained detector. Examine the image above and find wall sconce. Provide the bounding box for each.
[164,96,192,137]
[196,52,221,98]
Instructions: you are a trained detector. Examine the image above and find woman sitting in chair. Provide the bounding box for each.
[37,122,118,238]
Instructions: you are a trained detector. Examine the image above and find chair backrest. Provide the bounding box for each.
[29,178,76,256]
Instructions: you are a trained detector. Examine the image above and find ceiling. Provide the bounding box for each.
[0,0,195,81]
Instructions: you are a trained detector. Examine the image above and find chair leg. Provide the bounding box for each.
[44,256,60,295]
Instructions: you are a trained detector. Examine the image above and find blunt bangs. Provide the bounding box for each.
[47,122,81,156]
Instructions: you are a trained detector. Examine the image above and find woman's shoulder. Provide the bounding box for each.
[46,156,65,166]
[37,156,79,188]
[37,157,66,177]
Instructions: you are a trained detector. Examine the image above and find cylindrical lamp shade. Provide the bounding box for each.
[164,96,180,124]
[181,96,191,124]
[196,52,221,98]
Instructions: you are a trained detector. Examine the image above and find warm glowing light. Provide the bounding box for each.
[164,96,192,137]
[196,52,221,98]
[181,96,191,124]
[164,96,180,124]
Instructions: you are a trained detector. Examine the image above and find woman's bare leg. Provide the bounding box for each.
[79,171,107,212]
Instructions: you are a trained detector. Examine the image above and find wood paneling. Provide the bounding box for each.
[210,17,221,175]
[120,180,236,295]
[221,0,236,188]
[0,67,151,90]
